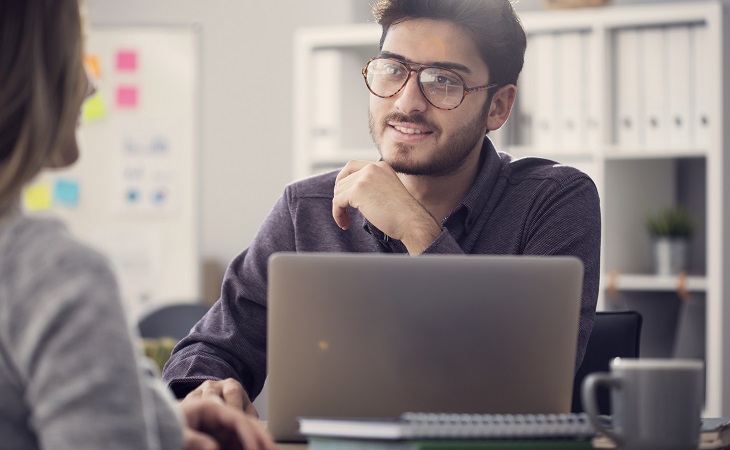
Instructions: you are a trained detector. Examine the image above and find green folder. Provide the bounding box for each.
[308,437,593,450]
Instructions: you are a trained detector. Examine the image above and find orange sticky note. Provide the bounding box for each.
[84,54,102,78]
[23,182,53,211]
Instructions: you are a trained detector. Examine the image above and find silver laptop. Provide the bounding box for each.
[266,252,584,442]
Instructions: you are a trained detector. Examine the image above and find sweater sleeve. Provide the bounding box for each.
[522,174,602,370]
[4,237,183,450]
[163,190,297,401]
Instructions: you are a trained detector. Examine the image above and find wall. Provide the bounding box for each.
[88,0,354,296]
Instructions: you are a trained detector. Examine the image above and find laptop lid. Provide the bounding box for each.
[266,252,584,442]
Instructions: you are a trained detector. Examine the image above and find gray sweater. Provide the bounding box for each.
[163,141,602,402]
[0,213,183,450]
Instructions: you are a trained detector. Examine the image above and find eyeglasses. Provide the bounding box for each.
[361,57,498,110]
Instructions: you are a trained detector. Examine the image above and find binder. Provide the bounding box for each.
[516,34,538,147]
[311,49,341,156]
[640,26,668,150]
[666,25,692,149]
[557,31,587,151]
[691,24,711,149]
[584,31,601,149]
[614,28,641,150]
[532,33,559,151]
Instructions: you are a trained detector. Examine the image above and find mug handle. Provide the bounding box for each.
[582,372,624,447]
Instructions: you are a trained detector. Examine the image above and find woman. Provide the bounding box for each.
[0,1,274,449]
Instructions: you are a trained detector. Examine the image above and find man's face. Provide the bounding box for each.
[368,18,492,177]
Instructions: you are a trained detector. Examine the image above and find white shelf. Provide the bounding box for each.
[602,148,708,160]
[603,273,708,292]
[505,146,595,161]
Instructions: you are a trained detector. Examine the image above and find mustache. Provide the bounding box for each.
[383,112,438,132]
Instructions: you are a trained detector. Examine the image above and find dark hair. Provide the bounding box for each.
[372,0,526,88]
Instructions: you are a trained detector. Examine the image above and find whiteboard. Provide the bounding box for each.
[25,25,201,320]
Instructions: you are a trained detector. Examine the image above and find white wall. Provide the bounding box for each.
[88,0,355,286]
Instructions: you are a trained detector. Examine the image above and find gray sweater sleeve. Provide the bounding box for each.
[0,217,183,450]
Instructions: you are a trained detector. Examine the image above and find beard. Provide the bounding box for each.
[368,106,489,177]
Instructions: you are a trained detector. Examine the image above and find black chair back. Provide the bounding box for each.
[571,310,643,414]
[137,302,209,341]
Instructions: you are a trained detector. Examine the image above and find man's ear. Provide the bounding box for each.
[486,84,517,131]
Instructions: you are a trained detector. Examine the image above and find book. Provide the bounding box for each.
[298,412,596,440]
[308,436,593,450]
[591,417,730,450]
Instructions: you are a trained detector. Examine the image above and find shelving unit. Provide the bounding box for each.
[292,1,730,416]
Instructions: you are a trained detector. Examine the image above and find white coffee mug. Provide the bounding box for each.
[582,358,704,450]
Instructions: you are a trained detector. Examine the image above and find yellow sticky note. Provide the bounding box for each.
[82,93,107,123]
[23,183,53,211]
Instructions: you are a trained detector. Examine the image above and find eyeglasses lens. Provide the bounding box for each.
[420,68,463,109]
[365,58,465,109]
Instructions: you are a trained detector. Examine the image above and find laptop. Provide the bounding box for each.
[266,252,584,442]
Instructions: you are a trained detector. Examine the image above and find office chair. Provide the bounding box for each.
[571,310,643,414]
[137,302,209,341]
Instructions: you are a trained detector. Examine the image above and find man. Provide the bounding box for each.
[164,0,601,417]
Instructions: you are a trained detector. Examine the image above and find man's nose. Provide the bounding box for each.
[393,72,429,114]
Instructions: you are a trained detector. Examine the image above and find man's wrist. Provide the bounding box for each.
[401,214,442,254]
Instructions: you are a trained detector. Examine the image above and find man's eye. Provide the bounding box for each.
[382,64,402,75]
[435,74,460,85]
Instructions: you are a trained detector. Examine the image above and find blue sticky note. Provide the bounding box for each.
[54,179,80,207]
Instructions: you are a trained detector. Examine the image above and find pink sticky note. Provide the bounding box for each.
[116,50,138,71]
[116,86,138,108]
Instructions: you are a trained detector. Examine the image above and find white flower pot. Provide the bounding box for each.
[653,237,689,275]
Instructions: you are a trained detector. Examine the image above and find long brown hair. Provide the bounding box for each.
[0,0,84,213]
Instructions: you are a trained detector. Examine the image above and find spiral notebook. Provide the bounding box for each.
[299,412,596,440]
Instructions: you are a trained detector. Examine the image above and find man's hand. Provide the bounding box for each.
[333,160,441,254]
[181,398,276,450]
[182,378,258,417]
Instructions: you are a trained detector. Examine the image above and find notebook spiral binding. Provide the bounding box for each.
[398,412,596,439]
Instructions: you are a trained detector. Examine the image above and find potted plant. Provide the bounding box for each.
[646,206,694,275]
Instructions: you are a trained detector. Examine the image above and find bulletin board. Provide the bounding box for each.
[24,25,201,321]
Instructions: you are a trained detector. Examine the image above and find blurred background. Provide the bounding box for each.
[73,0,688,311]
[19,0,722,418]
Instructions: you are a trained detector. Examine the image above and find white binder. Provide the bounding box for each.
[533,32,559,151]
[640,27,668,150]
[666,25,692,149]
[517,34,539,147]
[557,31,587,151]
[615,28,641,150]
[584,31,601,150]
[691,24,711,149]
[311,49,341,156]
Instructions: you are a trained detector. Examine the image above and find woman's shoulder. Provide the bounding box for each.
[0,214,114,297]
[1,214,105,264]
